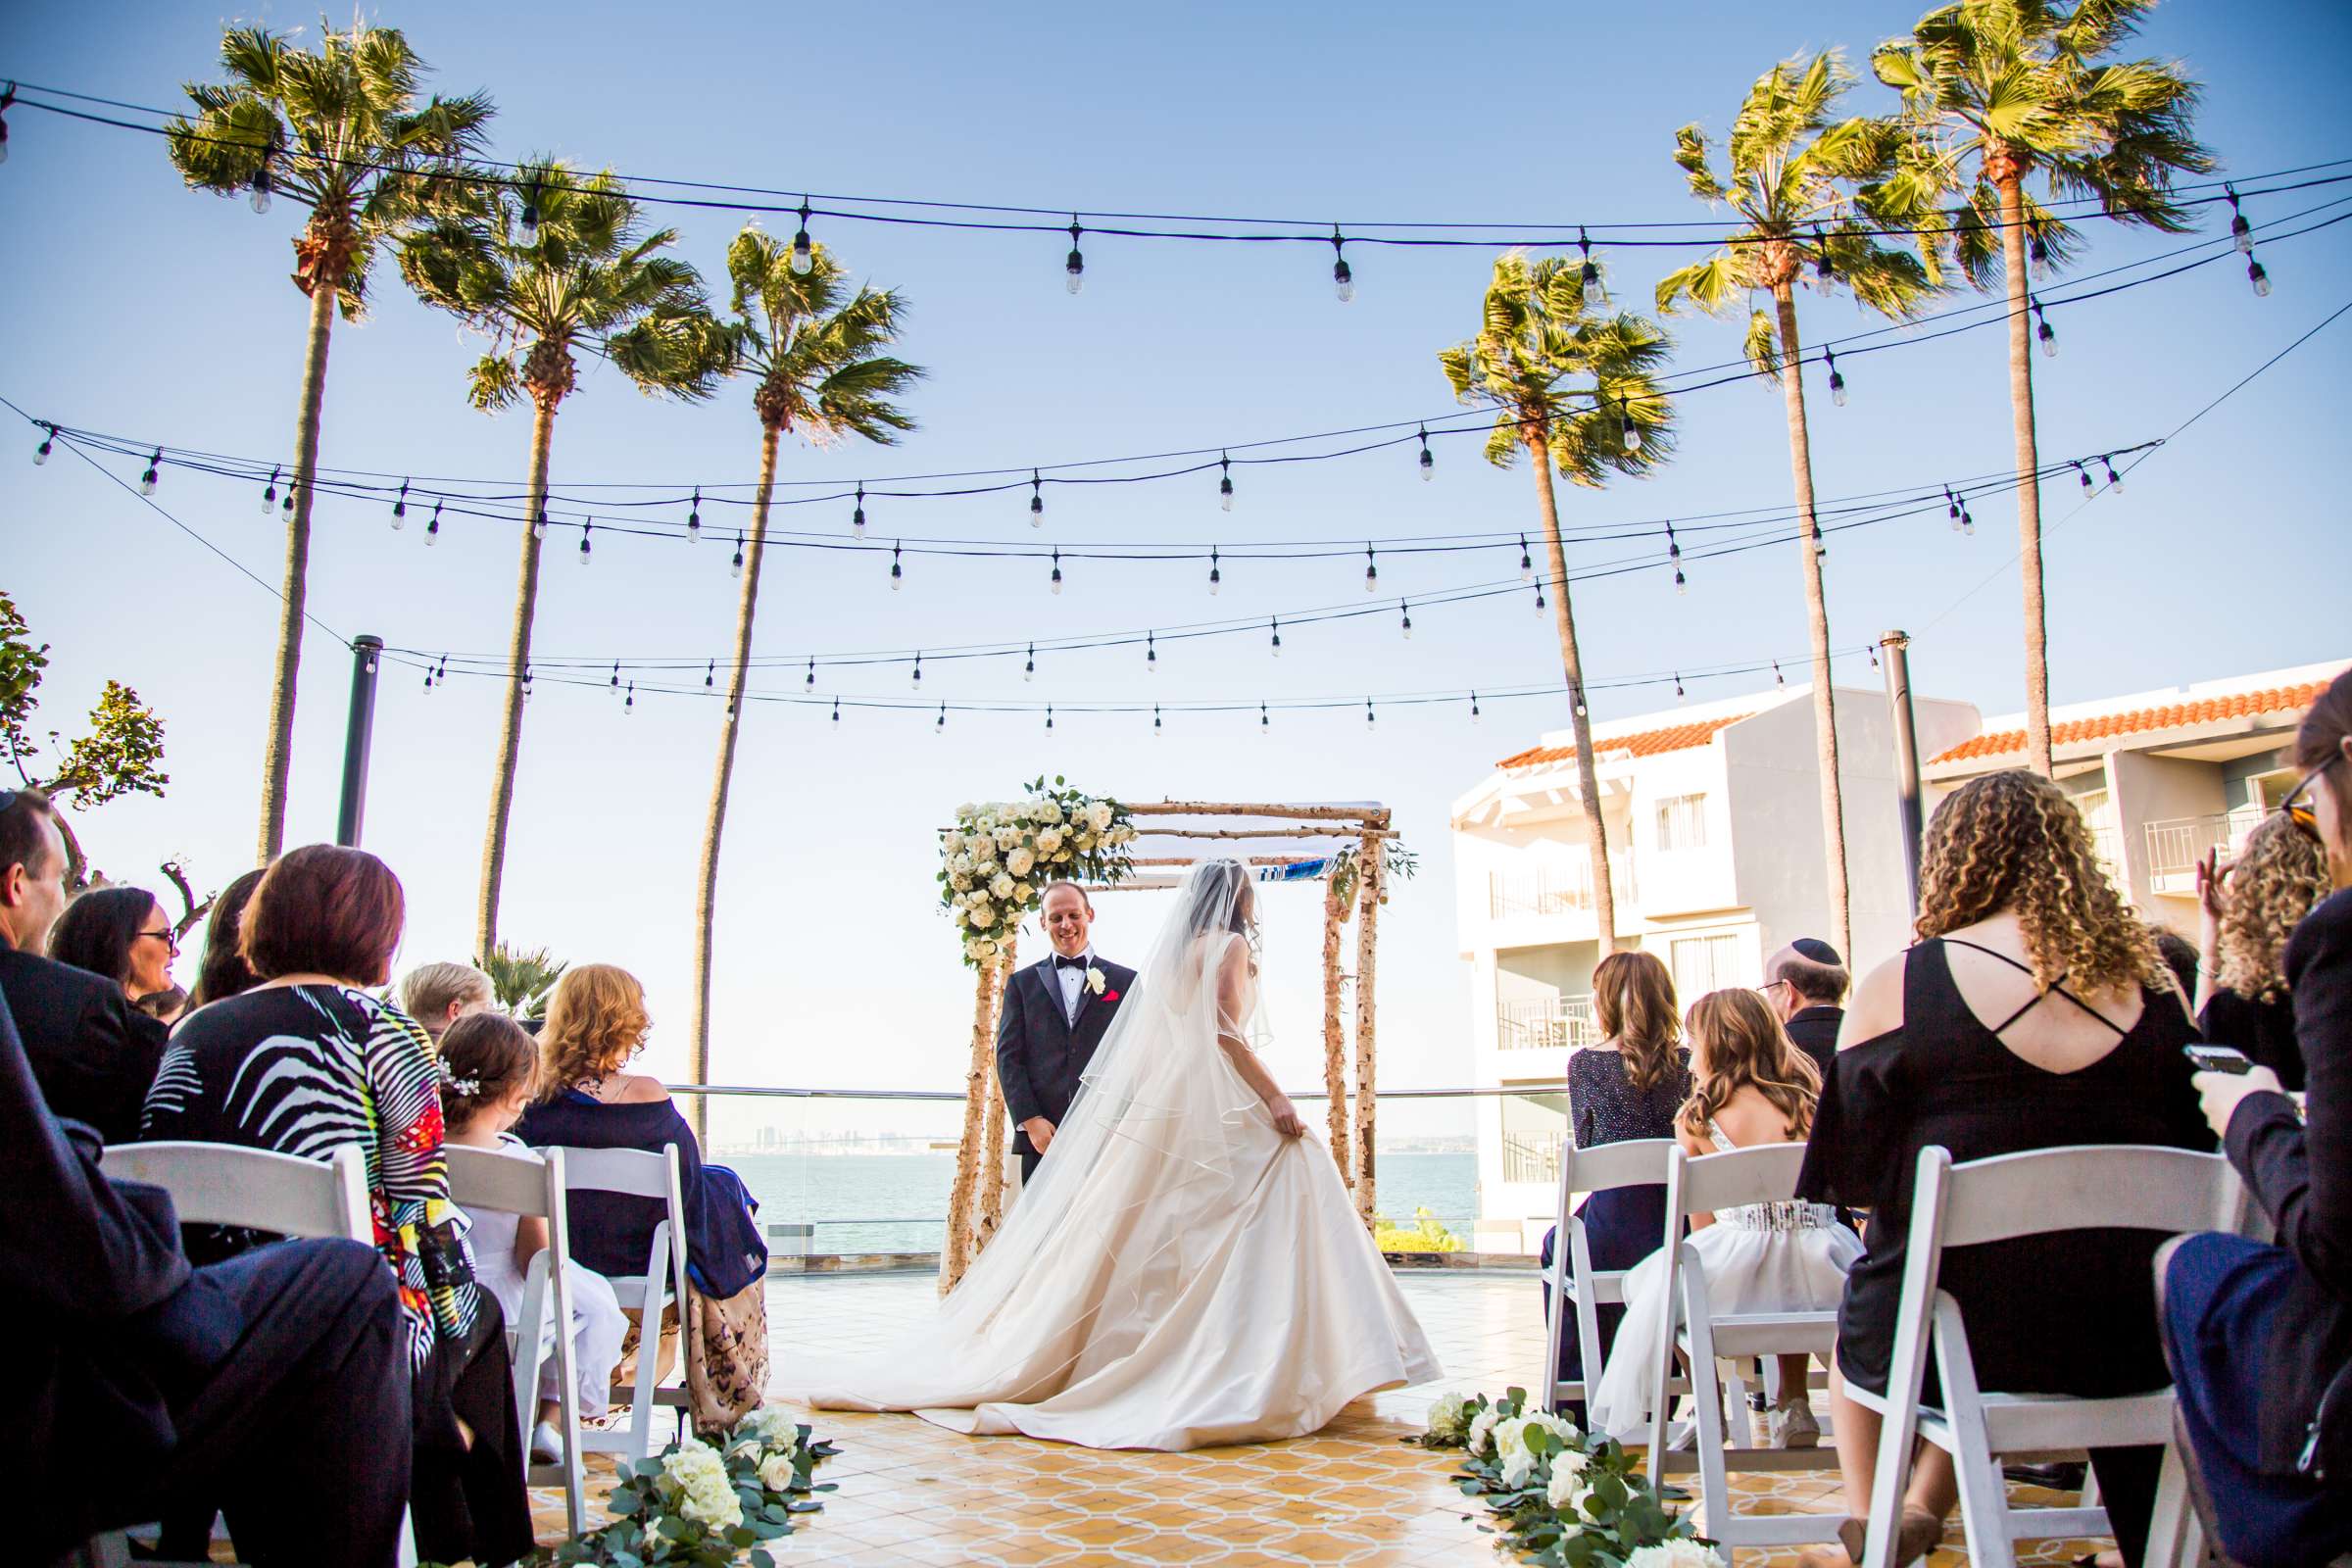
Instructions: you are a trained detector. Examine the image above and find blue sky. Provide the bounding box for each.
[2,1,2346,1125]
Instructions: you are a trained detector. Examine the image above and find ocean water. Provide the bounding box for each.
[719,1150,1478,1255]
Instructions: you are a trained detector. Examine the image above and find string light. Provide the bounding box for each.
[1534,578,1546,613]
[1207,547,1221,595]
[800,657,810,688]
[1364,697,1376,731]
[2076,461,2094,498]
[1620,396,1642,451]
[518,178,540,241]
[1029,469,1044,525]
[1519,536,1533,582]
[831,696,840,724]
[577,516,592,564]
[1152,704,1163,736]
[1813,226,1835,283]
[2029,227,2051,271]
[1674,671,1686,702]
[687,487,701,543]
[138,448,160,495]
[1774,660,1786,686]
[911,652,922,686]
[1576,227,1605,305]
[31,423,51,465]
[1868,642,1880,669]
[521,665,533,703]
[1666,520,1685,595]
[1330,225,1353,303]
[890,540,903,588]
[1945,486,1961,527]
[1958,498,1974,536]
[1064,218,1085,295]
[248,153,271,215]
[1050,547,1062,594]
[531,509,547,541]
[1573,686,1588,718]
[390,479,408,527]
[425,499,441,545]
[730,531,744,577]
[1811,518,1828,558]
[1363,544,1377,593]
[1269,617,1282,657]
[1825,349,1847,408]
[852,482,866,536]
[2102,455,2125,494]
[1146,631,1157,673]
[1045,705,1054,731]
[791,200,814,274]
[610,661,621,696]
[281,479,295,515]
[1217,451,1234,512]
[2032,296,2056,358]
[624,681,634,715]
[1399,600,1412,639]
[1024,643,1035,681]
[1418,424,1434,480]
[1260,702,1270,735]
[2248,254,2272,297]
[937,702,947,734]
[1470,691,1481,724]
[2228,185,2254,254]
[262,465,278,513]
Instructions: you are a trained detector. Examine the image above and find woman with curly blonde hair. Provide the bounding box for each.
[1790,770,2213,1568]
[514,963,772,1433]
[2193,813,2331,1091]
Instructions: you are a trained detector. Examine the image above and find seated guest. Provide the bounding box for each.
[140,844,532,1567]
[2161,670,2352,1568]
[1763,937,1848,1079]
[49,884,180,1008]
[438,1009,627,1464]
[2194,812,2330,1092]
[1537,950,1690,1420]
[184,866,266,1011]
[3,986,413,1568]
[0,788,167,1142]
[400,958,497,1043]
[516,962,770,1432]
[1793,770,2213,1568]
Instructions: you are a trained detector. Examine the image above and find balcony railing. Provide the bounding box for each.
[1496,996,1599,1053]
[2144,810,2262,885]
[1501,1130,1562,1186]
[1487,860,1637,920]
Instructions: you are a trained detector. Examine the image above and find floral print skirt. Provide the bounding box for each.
[610,1276,770,1434]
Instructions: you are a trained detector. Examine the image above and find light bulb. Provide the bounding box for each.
[2038,319,2056,357]
[1420,446,1434,480]
[1674,567,1687,595]
[519,182,540,241]
[2078,465,2094,498]
[1261,705,1270,735]
[791,222,813,275]
[577,523,591,564]
[1625,421,1643,450]
[1520,538,1533,581]
[1051,549,1063,595]
[687,488,701,543]
[1153,706,1162,736]
[139,451,160,495]
[425,512,440,545]
[938,705,947,734]
[2103,458,2124,494]
[263,467,279,513]
[1024,645,1035,682]
[1219,476,1233,512]
[249,166,271,215]
[32,430,51,465]
[1030,472,1044,525]
[1365,701,1376,731]
[731,532,744,577]
[890,543,903,589]
[532,512,547,541]
[281,481,295,515]
[1400,602,1412,639]
[1471,696,1481,724]
[1364,546,1377,593]
[1147,634,1157,673]
[391,481,408,528]
[625,683,635,715]
[1829,366,1847,408]
[1334,260,1353,303]
[1065,220,1086,295]
[1961,507,1975,536]
[610,662,622,696]
[1270,619,1282,658]
[912,656,922,686]
[1208,549,1221,595]
[852,485,866,537]
[2249,258,2271,297]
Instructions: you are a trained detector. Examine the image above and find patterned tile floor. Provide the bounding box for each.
[509,1270,2114,1568]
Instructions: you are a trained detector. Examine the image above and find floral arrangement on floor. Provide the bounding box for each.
[547,1407,839,1567]
[939,775,1139,966]
[1371,1206,1466,1253]
[1408,1388,1721,1567]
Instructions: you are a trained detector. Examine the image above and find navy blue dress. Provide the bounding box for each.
[1541,1046,1690,1413]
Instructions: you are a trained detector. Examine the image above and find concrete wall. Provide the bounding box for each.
[1496,941,1602,999]
[2110,749,2228,929]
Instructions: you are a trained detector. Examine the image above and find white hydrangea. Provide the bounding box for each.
[1467,1407,1500,1457]
[661,1439,742,1531]
[1624,1544,1725,1568]
[736,1406,799,1447]
[1006,846,1036,877]
[1426,1392,1470,1442]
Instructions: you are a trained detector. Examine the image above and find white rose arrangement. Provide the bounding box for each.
[660,1438,743,1531]
[1625,1544,1727,1568]
[1426,1391,1471,1444]
[1466,1406,1500,1457]
[939,777,1139,966]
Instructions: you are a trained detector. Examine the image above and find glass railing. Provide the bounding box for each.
[662,1084,1558,1261]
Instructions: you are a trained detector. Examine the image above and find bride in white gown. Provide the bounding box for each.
[800,858,1440,1449]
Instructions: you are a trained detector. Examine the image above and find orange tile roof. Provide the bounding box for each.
[1928,679,2329,766]
[1497,712,1752,771]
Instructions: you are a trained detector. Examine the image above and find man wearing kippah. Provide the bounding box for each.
[1762,936,1849,1080]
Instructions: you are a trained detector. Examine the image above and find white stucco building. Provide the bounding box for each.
[1449,682,1980,1251]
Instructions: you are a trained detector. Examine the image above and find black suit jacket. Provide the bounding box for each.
[2225,885,2352,1473]
[1783,1004,1843,1082]
[0,941,170,1144]
[996,954,1135,1152]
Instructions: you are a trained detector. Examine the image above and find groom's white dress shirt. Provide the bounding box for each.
[1050,945,1096,1025]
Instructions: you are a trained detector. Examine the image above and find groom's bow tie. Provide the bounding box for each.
[1054,955,1091,970]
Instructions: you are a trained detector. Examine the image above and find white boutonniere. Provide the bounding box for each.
[1085,966,1106,995]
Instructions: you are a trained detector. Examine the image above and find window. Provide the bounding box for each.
[1670,934,1740,999]
[1656,793,1708,851]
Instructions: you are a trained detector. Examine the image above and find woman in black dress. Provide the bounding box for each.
[1793,771,2211,1568]
[1539,949,1690,1417]
[2193,811,2329,1092]
[2162,671,2352,1567]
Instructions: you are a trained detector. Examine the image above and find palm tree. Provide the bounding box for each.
[1655,52,1936,959]
[400,162,733,955]
[166,24,491,863]
[1872,0,2211,775]
[1441,255,1675,956]
[477,940,567,1020]
[690,227,922,1106]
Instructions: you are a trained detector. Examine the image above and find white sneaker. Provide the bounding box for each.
[1772,1399,1821,1449]
[530,1420,564,1464]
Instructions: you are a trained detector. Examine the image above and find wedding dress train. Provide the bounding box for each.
[799,860,1440,1449]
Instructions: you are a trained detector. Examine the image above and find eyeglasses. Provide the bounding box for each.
[2280,756,2341,839]
[1758,978,1792,998]
[136,928,179,956]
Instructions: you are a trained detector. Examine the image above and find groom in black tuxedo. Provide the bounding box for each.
[997,880,1136,1185]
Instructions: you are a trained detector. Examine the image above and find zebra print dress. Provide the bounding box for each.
[142,983,477,1370]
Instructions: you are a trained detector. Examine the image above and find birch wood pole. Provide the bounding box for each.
[974,934,1017,1252]
[940,950,1001,1295]
[1321,870,1353,1185]
[1351,829,1387,1230]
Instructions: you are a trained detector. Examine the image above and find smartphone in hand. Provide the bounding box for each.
[2184,1044,2254,1075]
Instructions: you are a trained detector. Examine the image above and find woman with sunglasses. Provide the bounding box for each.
[2160,666,2352,1565]
[47,885,179,1007]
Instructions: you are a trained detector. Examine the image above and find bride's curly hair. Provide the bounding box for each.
[1676,988,1821,1142]
[1917,769,2166,997]
[2217,813,2331,1003]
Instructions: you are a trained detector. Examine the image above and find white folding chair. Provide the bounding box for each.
[1854,1145,2247,1568]
[98,1142,417,1568]
[446,1143,586,1536]
[1642,1142,1846,1564]
[552,1143,692,1462]
[1541,1137,1679,1415]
